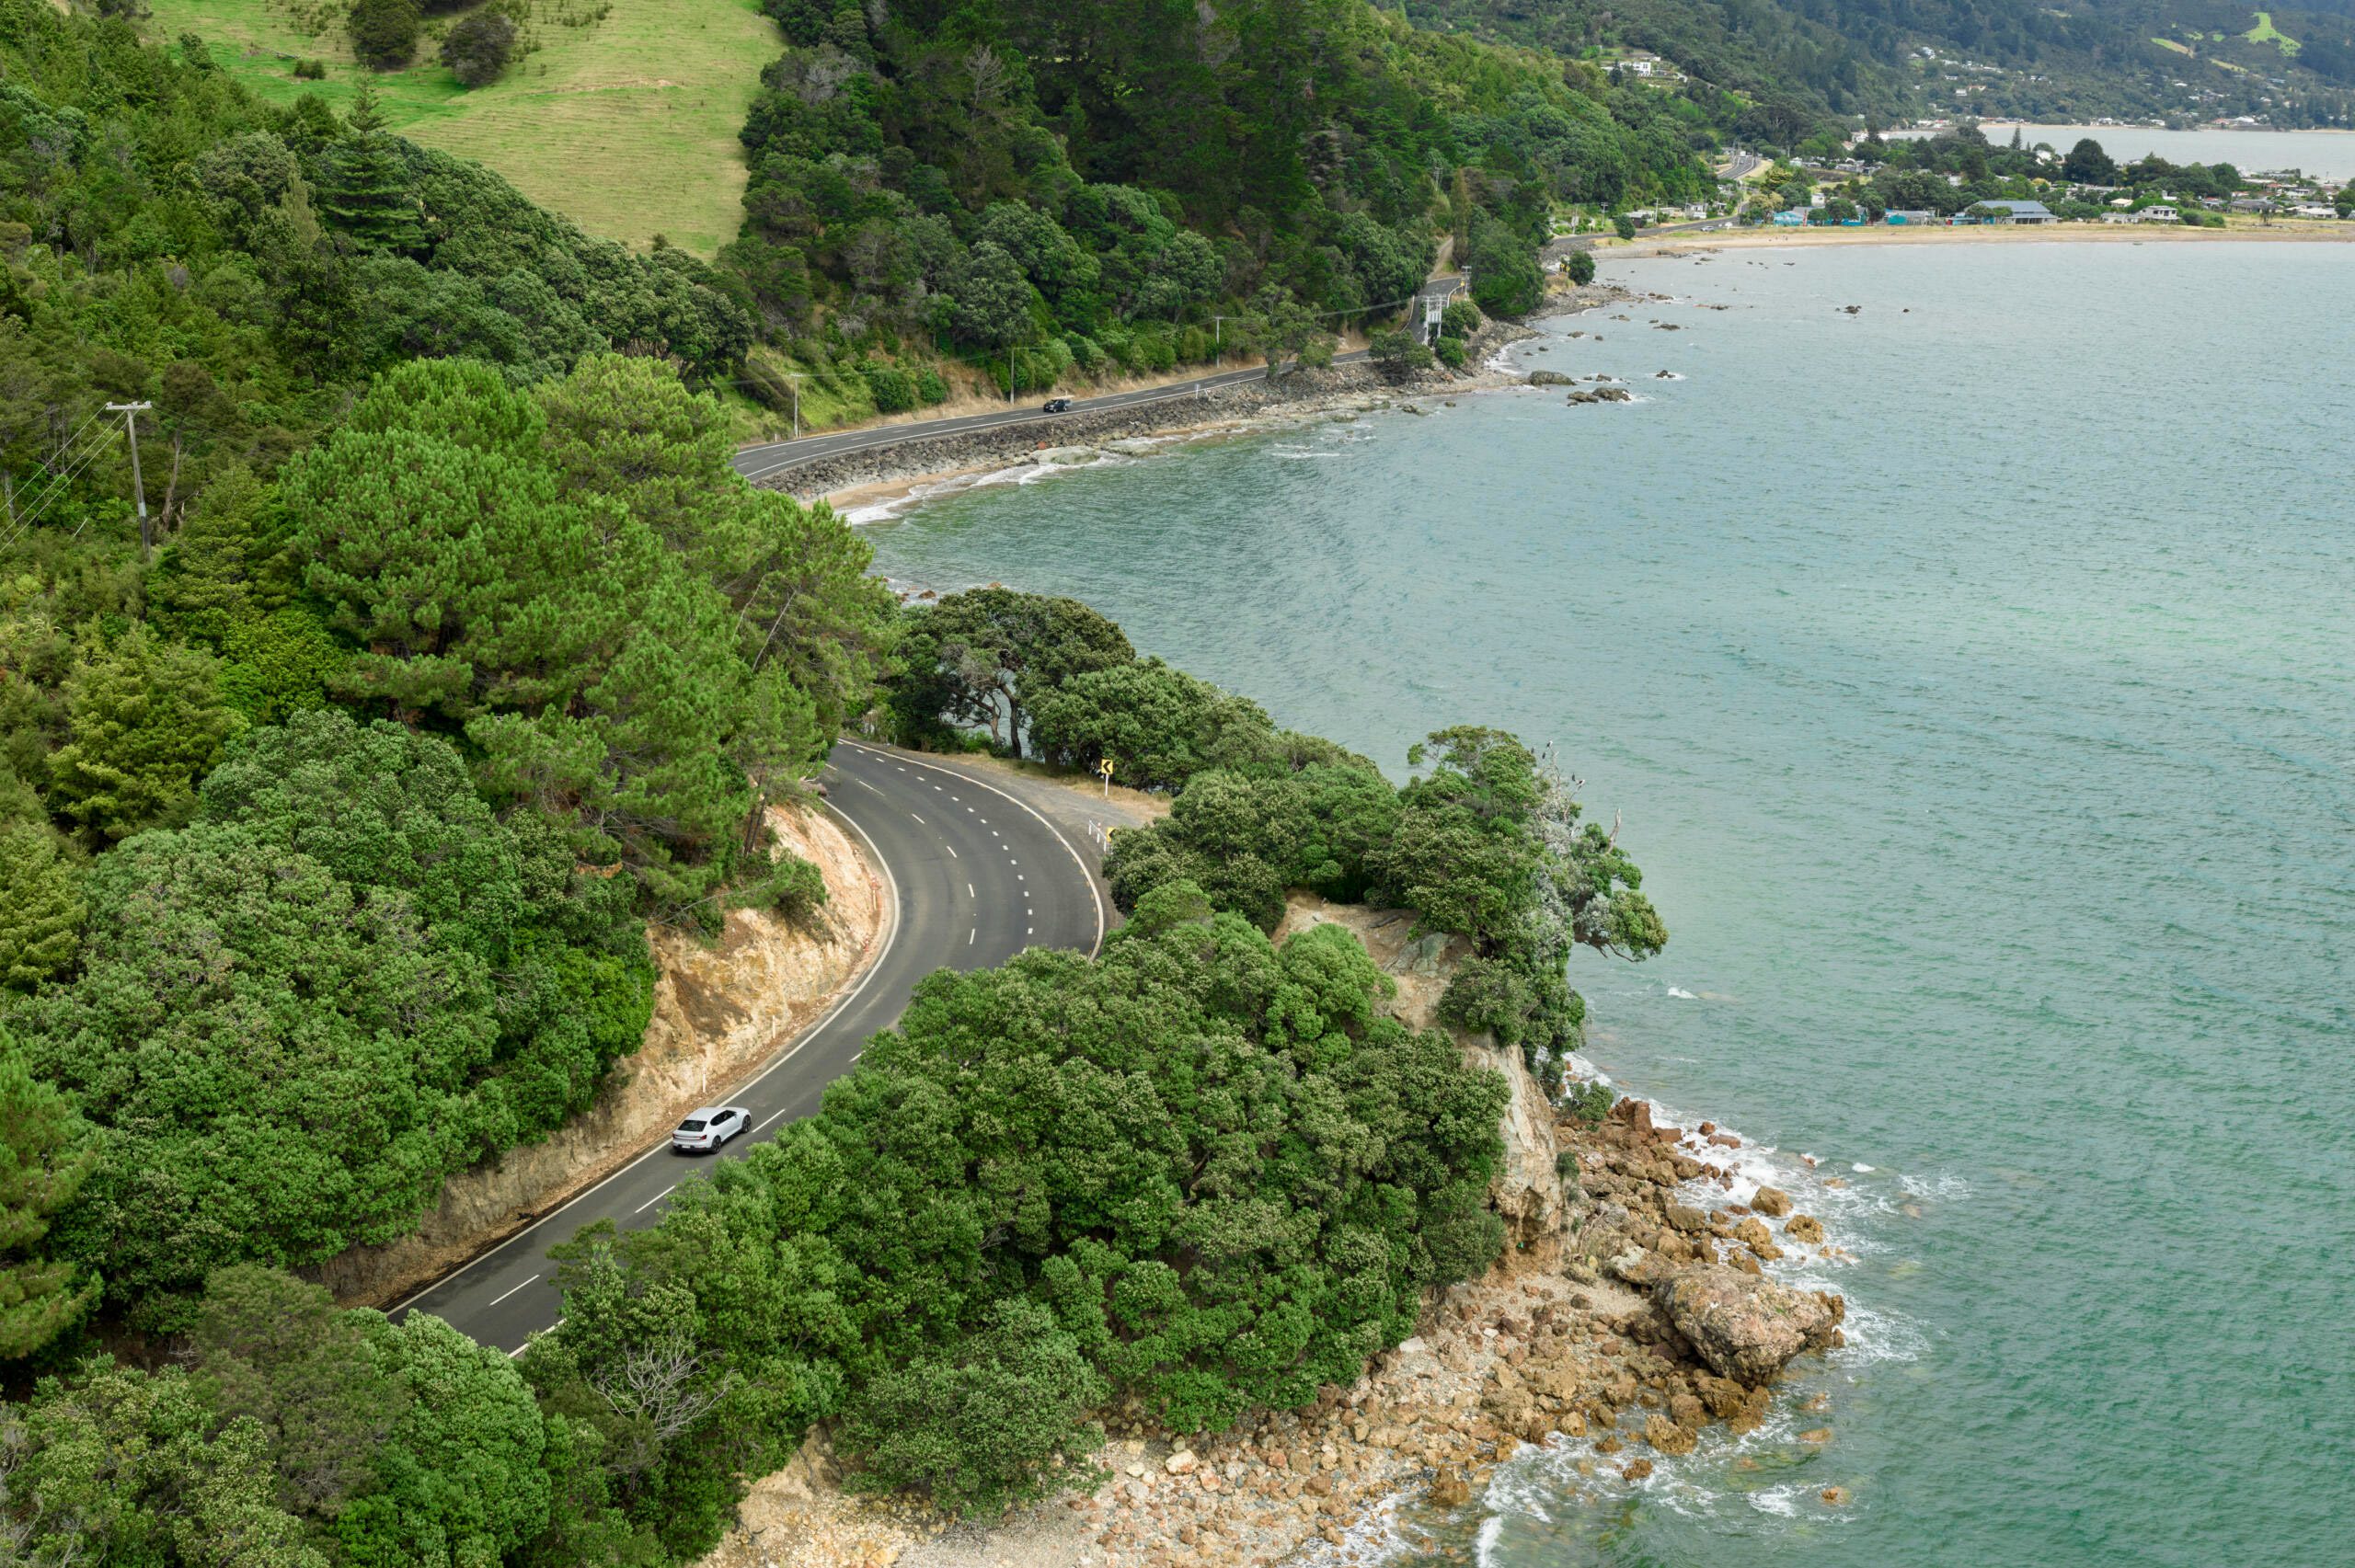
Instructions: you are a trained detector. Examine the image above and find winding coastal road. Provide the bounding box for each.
[392,740,1106,1354]
[731,277,1467,484]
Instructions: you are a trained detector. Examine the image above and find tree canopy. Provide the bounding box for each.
[533,896,1509,1532]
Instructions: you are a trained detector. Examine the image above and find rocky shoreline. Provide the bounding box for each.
[744,282,1639,509]
[703,898,1849,1568]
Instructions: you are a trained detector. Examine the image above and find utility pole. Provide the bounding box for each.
[782,372,806,440]
[1212,315,1237,370]
[104,401,152,556]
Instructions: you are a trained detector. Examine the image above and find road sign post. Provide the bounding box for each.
[1097,758,1114,799]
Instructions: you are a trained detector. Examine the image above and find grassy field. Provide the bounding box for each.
[2243,11,2300,54]
[150,0,776,256]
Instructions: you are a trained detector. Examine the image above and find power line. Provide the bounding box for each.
[0,420,121,558]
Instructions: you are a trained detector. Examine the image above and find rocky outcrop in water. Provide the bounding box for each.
[1655,1262,1846,1384]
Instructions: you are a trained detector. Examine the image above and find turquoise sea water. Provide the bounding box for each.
[861,244,2355,1567]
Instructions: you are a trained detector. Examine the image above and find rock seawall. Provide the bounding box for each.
[757,363,1432,501]
[319,803,888,1307]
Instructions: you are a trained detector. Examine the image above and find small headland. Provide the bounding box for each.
[703,893,1846,1568]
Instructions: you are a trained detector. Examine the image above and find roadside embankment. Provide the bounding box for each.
[320,803,889,1307]
[700,892,1846,1568]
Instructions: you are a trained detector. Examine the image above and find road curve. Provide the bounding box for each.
[731,278,1466,485]
[391,740,1105,1353]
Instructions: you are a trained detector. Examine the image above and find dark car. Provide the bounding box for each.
[1042,397,1073,413]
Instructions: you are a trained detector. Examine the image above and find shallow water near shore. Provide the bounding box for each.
[862,242,2355,1567]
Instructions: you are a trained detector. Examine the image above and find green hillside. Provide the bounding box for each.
[1415,0,2355,130]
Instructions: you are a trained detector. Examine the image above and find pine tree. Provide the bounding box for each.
[147,464,291,647]
[47,626,246,841]
[319,79,422,253]
[0,1024,98,1359]
[0,822,84,993]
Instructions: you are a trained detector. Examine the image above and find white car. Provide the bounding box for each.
[672,1105,750,1154]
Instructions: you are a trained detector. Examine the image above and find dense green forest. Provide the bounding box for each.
[0,4,1680,1560]
[0,0,882,1343]
[723,0,1717,400]
[1419,0,2355,130]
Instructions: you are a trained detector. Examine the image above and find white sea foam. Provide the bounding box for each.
[1666,986,1698,999]
[1853,1162,1876,1173]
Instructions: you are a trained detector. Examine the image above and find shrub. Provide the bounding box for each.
[914,367,949,405]
[348,0,421,68]
[1613,212,1636,241]
[1367,327,1433,372]
[838,1299,1106,1514]
[1439,300,1482,338]
[1566,248,1596,286]
[1433,336,1466,370]
[441,6,518,87]
[861,361,917,413]
[293,57,327,79]
[1563,1080,1616,1126]
[741,851,829,925]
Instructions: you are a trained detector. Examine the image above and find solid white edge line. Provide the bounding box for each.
[487,1274,540,1308]
[387,766,908,1319]
[840,741,1106,959]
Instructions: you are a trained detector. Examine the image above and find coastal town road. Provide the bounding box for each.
[390,739,1107,1354]
[731,276,1465,484]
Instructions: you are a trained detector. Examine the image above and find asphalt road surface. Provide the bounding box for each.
[391,739,1106,1353]
[731,277,1465,484]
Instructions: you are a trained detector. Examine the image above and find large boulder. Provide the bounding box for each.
[1652,1262,1844,1385]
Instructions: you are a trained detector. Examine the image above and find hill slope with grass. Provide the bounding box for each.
[152,0,778,255]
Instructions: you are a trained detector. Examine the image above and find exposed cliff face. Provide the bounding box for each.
[319,804,888,1306]
[1272,895,1569,1264]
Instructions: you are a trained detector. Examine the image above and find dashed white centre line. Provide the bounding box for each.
[967,883,975,898]
[488,1274,541,1307]
[633,1185,675,1215]
[946,845,957,858]
[910,812,925,824]
[968,928,976,945]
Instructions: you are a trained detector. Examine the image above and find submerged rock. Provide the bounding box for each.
[1526,370,1574,386]
[1653,1262,1844,1384]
